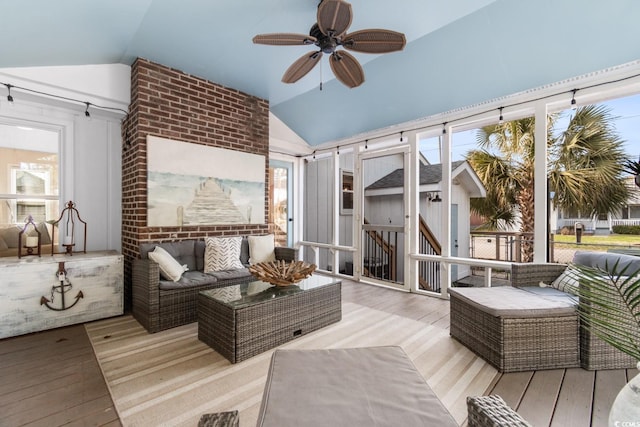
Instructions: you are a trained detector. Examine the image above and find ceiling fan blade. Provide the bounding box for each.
[342,29,406,53]
[330,50,364,88]
[282,51,323,83]
[317,0,352,37]
[253,33,317,46]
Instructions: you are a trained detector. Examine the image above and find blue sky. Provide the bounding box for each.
[420,93,640,164]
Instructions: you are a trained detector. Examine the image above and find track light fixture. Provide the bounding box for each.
[498,107,504,124]
[400,131,404,142]
[287,72,637,159]
[0,80,129,118]
[312,150,316,161]
[6,84,14,104]
[336,146,339,155]
[364,139,368,150]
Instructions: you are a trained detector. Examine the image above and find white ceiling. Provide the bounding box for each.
[1,0,640,146]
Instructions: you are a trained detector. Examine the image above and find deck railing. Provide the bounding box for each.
[361,223,398,281]
[418,214,442,292]
[470,231,534,263]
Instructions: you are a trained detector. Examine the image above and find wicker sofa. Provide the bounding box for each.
[449,250,640,372]
[132,237,297,333]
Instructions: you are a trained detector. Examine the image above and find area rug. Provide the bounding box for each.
[86,302,498,427]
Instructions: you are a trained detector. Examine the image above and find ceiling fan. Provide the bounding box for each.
[252,0,406,88]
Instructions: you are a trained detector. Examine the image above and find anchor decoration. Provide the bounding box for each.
[40,262,84,311]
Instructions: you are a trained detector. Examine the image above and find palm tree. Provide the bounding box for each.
[467,105,629,262]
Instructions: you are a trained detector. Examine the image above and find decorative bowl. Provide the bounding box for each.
[249,260,317,287]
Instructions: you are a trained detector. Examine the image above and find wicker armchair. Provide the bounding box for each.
[511,256,638,370]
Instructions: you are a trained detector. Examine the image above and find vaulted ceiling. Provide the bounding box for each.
[1,0,639,146]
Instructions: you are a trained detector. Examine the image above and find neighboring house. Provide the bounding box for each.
[364,160,486,282]
[552,176,640,234]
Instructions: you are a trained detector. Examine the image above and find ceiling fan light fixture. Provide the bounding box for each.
[252,0,405,89]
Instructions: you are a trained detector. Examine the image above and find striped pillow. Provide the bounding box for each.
[204,237,244,272]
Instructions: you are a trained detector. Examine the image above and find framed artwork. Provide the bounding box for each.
[147,135,265,226]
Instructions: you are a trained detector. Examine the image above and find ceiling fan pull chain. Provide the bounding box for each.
[320,59,323,91]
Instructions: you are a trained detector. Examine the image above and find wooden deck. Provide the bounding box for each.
[344,279,632,427]
[0,323,120,426]
[0,277,632,426]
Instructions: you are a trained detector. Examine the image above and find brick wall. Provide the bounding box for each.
[121,58,270,309]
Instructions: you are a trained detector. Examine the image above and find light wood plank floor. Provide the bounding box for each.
[0,278,632,426]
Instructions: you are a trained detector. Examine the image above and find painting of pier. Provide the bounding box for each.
[146,136,265,226]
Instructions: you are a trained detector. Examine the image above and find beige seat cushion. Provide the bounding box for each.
[448,286,576,318]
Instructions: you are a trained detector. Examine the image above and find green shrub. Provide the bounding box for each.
[612,225,640,235]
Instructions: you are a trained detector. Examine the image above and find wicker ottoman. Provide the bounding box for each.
[449,287,580,372]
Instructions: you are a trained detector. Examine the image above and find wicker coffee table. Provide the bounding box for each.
[197,275,342,363]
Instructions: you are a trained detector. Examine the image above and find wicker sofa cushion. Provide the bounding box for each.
[207,268,251,281]
[448,287,576,318]
[158,271,218,290]
[574,250,640,275]
[140,240,197,271]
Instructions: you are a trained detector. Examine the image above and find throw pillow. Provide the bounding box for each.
[148,246,188,282]
[0,225,21,248]
[204,236,244,272]
[248,234,276,265]
[551,267,579,294]
[27,222,52,245]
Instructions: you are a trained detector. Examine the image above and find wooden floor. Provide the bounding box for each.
[0,278,632,426]
[0,324,120,426]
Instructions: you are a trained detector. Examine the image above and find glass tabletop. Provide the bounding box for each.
[200,274,339,309]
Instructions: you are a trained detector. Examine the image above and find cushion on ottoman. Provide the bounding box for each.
[448,286,576,318]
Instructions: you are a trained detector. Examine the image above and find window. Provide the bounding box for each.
[0,123,60,226]
[340,170,353,215]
